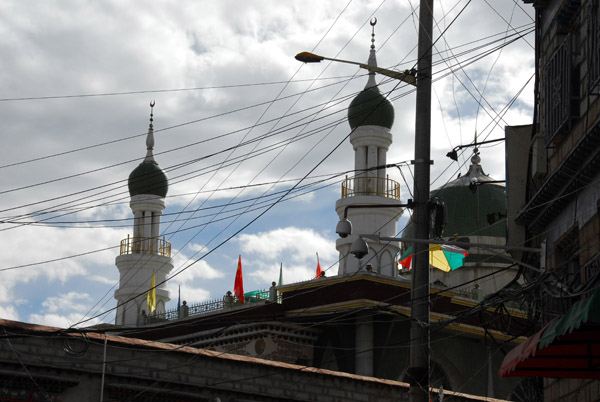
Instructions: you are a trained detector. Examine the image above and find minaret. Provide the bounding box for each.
[114,101,173,326]
[335,21,403,277]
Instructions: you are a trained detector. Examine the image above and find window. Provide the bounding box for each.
[542,36,572,144]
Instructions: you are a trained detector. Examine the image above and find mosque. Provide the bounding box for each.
[107,28,535,401]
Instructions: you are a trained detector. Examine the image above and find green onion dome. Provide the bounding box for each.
[348,86,395,129]
[128,161,168,198]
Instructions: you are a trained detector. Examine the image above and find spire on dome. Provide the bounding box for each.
[128,100,169,198]
[442,148,496,188]
[144,100,157,164]
[346,18,395,129]
[365,18,378,89]
[465,148,489,181]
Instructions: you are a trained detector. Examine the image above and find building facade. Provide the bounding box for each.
[512,0,600,400]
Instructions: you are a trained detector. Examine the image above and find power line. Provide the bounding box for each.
[0,76,357,103]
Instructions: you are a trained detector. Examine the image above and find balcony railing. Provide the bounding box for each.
[120,235,171,257]
[341,175,401,200]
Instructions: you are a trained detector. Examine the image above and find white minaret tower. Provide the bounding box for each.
[114,101,173,326]
[335,22,403,277]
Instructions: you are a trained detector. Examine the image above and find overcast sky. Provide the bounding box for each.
[0,0,535,327]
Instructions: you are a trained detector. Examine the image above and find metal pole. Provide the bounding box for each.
[409,1,434,401]
[100,333,107,402]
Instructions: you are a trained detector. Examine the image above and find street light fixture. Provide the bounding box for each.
[295,51,417,86]
[446,138,505,161]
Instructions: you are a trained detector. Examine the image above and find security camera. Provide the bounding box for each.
[336,218,352,238]
[350,237,369,259]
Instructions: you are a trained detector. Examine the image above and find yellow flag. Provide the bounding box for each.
[147,272,156,313]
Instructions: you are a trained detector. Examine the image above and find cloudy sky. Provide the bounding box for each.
[0,0,535,327]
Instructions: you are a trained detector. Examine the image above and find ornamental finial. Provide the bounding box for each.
[144,100,157,164]
[365,18,378,89]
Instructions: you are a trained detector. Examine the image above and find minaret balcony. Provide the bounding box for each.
[341,175,400,199]
[120,235,171,257]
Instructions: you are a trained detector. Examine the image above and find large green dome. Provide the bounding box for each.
[128,161,169,198]
[430,184,506,238]
[348,86,395,129]
[403,155,506,240]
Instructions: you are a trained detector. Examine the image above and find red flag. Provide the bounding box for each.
[234,255,245,304]
[315,260,322,279]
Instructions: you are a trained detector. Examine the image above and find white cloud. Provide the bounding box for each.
[166,284,212,305]
[0,306,19,321]
[28,291,103,328]
[88,274,119,286]
[41,291,92,313]
[249,262,315,286]
[28,313,102,329]
[170,249,225,281]
[235,227,338,285]
[237,227,337,263]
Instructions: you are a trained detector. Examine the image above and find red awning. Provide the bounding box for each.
[499,289,600,379]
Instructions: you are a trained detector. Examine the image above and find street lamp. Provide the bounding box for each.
[295,51,417,86]
[297,11,432,401]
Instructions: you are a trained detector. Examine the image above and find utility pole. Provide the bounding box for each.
[408,1,433,402]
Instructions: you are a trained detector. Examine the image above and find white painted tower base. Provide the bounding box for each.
[336,196,401,276]
[115,253,173,327]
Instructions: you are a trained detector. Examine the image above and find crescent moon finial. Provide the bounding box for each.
[150,100,155,108]
[370,18,377,50]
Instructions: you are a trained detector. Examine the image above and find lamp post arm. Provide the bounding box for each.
[295,52,416,86]
[361,234,543,254]
[359,234,544,273]
[357,64,417,86]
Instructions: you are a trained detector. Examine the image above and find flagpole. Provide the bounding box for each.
[147,271,156,314]
[177,285,181,316]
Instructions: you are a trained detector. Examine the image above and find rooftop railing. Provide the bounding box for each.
[147,289,274,323]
